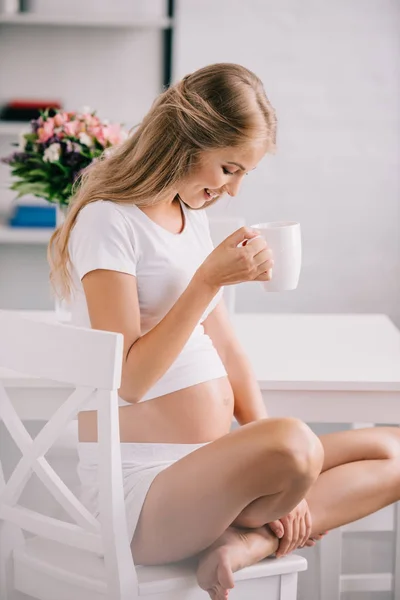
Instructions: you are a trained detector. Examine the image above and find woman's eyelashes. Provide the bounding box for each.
[222,167,248,176]
[222,167,235,175]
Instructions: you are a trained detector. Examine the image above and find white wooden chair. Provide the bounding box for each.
[317,504,400,599]
[316,422,400,599]
[0,312,307,600]
[208,215,246,314]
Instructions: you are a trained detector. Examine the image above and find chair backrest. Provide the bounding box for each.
[208,215,246,314]
[0,312,138,599]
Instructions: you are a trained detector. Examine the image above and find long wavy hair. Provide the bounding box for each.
[48,63,277,301]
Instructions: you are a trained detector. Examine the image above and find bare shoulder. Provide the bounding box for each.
[82,269,140,361]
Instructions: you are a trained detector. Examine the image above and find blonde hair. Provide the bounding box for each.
[48,63,277,301]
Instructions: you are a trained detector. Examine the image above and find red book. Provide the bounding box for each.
[8,99,62,109]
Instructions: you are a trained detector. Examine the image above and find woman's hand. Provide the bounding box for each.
[268,499,312,557]
[196,227,274,290]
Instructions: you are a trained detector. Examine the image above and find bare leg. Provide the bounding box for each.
[199,425,400,595]
[132,418,323,565]
[307,427,400,534]
[194,426,400,598]
[232,427,400,542]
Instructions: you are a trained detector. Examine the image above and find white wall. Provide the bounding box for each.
[174,5,399,596]
[173,0,400,326]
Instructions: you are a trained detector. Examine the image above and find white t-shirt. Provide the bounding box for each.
[68,199,227,404]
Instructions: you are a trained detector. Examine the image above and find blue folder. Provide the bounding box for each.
[9,204,56,228]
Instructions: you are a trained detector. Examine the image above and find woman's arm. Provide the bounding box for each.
[82,226,271,403]
[203,301,268,425]
[83,269,219,403]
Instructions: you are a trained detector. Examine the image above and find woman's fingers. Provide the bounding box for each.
[239,239,274,282]
[255,260,274,280]
[268,520,284,539]
[276,518,293,557]
[289,517,300,554]
[304,508,312,546]
[298,516,307,549]
[254,269,273,282]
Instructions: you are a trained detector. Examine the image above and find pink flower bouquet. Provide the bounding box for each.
[1,108,128,207]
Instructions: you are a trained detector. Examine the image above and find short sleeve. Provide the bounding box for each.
[69,201,137,280]
[195,208,215,251]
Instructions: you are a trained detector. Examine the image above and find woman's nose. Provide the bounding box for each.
[225,178,242,197]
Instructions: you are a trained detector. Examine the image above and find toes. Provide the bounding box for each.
[208,585,229,600]
[208,587,218,600]
[217,561,235,590]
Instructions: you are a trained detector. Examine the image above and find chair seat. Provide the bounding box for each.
[14,536,307,597]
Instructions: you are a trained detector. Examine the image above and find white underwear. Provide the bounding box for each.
[77,441,208,542]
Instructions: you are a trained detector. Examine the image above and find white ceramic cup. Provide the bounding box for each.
[250,221,302,292]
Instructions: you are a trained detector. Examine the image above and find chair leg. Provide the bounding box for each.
[0,521,24,600]
[319,528,342,600]
[280,572,298,600]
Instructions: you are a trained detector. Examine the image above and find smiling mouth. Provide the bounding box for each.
[204,188,219,200]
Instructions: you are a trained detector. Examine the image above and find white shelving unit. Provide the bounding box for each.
[0,121,28,135]
[0,13,173,29]
[0,1,171,308]
[0,223,52,244]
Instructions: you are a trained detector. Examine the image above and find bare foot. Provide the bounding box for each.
[196,526,278,600]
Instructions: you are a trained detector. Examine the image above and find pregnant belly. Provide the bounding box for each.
[78,376,234,443]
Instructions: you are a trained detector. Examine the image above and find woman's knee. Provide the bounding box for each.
[360,427,400,461]
[265,418,324,483]
[382,428,400,460]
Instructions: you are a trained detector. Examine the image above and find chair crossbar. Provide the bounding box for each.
[28,386,96,457]
[0,504,102,553]
[34,457,100,531]
[0,384,32,452]
[0,384,99,530]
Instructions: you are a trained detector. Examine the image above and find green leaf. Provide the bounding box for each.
[10,180,50,198]
[52,160,70,175]
[62,183,73,196]
[25,169,48,179]
[13,156,44,168]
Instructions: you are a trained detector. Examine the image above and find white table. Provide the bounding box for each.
[232,313,400,424]
[1,311,400,424]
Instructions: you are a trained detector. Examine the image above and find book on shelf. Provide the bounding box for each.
[8,203,56,228]
[0,99,62,122]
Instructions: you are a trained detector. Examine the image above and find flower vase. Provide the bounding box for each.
[54,204,70,320]
[55,203,68,228]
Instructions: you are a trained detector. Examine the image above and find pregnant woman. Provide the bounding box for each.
[49,63,400,600]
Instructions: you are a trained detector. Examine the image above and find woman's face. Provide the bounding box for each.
[177,142,267,209]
